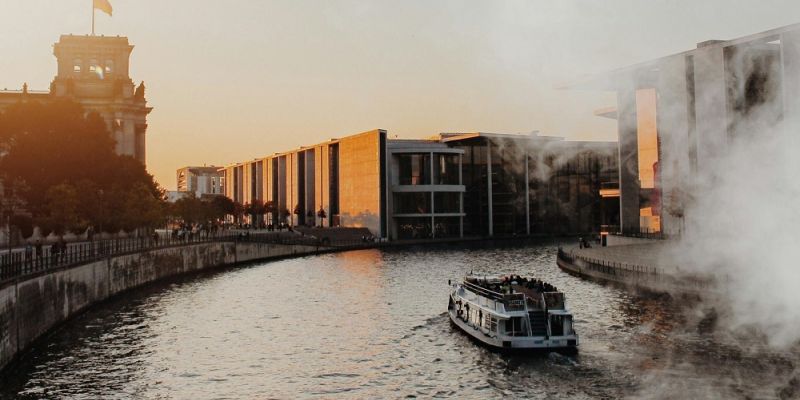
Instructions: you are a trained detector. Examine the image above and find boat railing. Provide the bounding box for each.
[461,281,536,312]
[462,281,504,301]
[543,292,565,310]
[503,293,526,311]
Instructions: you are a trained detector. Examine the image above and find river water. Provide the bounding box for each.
[1,243,797,399]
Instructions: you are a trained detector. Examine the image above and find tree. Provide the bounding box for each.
[281,208,291,224]
[0,100,166,235]
[0,100,116,217]
[317,207,327,227]
[1,179,28,247]
[232,202,245,224]
[173,194,204,225]
[209,195,235,221]
[293,204,302,225]
[43,183,81,238]
[119,183,165,232]
[264,201,276,225]
[246,200,266,228]
[306,210,314,227]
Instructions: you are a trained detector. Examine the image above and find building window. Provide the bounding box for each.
[433,217,461,238]
[89,59,98,73]
[434,192,460,214]
[433,154,459,185]
[73,59,82,73]
[394,192,430,214]
[105,60,113,74]
[396,217,432,240]
[397,154,430,185]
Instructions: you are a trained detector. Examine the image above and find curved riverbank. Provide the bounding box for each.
[556,246,711,296]
[0,241,324,373]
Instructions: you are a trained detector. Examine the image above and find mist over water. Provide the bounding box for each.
[1,245,798,399]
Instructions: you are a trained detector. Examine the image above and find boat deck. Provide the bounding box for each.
[464,276,562,311]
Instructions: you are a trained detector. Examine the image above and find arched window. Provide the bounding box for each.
[105,60,113,74]
[73,59,82,73]
[89,59,98,73]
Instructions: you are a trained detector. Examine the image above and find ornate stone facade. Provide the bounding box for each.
[0,34,152,164]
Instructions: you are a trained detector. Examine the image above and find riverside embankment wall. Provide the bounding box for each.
[0,241,321,372]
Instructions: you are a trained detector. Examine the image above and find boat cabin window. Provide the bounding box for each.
[550,315,574,336]
[504,317,530,337]
[550,315,564,336]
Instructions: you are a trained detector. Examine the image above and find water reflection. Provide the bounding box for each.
[1,244,797,399]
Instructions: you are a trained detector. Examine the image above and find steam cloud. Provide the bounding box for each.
[655,35,798,352]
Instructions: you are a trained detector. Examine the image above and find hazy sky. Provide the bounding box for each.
[1,1,798,189]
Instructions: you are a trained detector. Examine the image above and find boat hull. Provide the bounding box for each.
[448,306,577,354]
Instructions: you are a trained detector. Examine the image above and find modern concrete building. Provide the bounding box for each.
[222,129,618,240]
[0,34,152,164]
[568,23,800,237]
[176,166,224,198]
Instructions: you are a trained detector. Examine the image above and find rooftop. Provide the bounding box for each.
[563,23,800,91]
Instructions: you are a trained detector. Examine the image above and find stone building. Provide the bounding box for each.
[568,23,800,237]
[0,34,152,164]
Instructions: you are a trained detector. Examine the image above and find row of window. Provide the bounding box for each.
[73,58,114,74]
[396,153,459,185]
[395,217,461,240]
[393,192,461,214]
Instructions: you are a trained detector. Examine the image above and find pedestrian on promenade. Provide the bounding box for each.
[579,237,583,249]
[59,237,67,262]
[25,243,33,265]
[35,240,43,260]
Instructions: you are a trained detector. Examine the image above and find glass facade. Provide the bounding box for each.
[433,154,459,185]
[433,217,461,238]
[636,88,661,233]
[434,192,460,214]
[328,144,339,225]
[397,154,430,185]
[453,137,617,237]
[396,217,432,240]
[394,192,431,214]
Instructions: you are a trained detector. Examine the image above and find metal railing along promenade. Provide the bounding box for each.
[557,246,714,292]
[557,246,661,276]
[0,231,387,285]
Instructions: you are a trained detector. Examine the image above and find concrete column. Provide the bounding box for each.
[693,45,729,172]
[430,152,435,239]
[781,30,800,124]
[486,142,493,237]
[459,153,464,238]
[524,151,530,235]
[657,55,693,236]
[617,87,640,234]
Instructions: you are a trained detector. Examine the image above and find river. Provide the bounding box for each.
[1,243,796,399]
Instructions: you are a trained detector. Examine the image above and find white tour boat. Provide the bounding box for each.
[448,274,578,352]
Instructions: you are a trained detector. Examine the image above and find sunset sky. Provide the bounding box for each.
[1,0,798,189]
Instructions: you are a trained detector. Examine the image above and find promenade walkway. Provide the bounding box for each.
[569,242,678,273]
[0,228,380,285]
[557,238,714,295]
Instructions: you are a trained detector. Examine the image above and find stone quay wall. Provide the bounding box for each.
[556,247,712,296]
[0,241,322,372]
